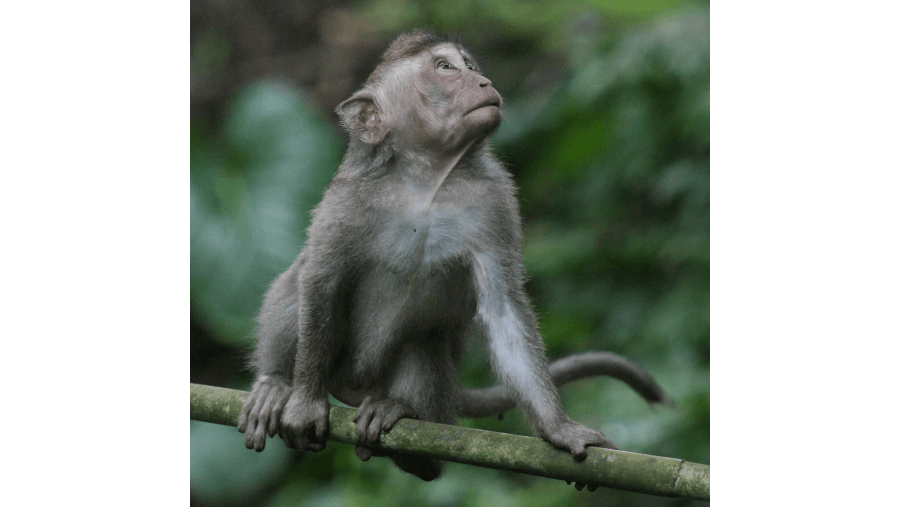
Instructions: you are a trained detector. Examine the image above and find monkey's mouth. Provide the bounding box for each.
[467,100,501,114]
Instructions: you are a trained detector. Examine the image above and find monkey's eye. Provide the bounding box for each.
[437,61,454,70]
[465,63,474,70]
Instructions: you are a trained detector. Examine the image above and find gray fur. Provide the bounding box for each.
[237,31,668,486]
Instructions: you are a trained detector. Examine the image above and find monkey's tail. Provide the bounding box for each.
[457,352,674,419]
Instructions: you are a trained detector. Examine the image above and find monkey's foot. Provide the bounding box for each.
[353,396,417,450]
[391,454,444,482]
[353,396,417,459]
[352,397,444,481]
[238,379,291,452]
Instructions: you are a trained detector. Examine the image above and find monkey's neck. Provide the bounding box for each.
[404,140,476,214]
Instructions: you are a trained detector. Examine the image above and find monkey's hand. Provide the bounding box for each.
[276,389,331,452]
[238,379,292,452]
[542,417,617,458]
[542,418,616,492]
[352,396,417,462]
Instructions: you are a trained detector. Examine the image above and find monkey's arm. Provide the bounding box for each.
[239,251,339,452]
[239,260,304,451]
[241,190,361,452]
[273,264,339,451]
[458,352,673,418]
[470,250,614,448]
[467,177,621,461]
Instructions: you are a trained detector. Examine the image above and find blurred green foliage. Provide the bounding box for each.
[191,83,341,346]
[191,2,708,506]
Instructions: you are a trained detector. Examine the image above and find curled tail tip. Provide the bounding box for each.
[650,394,678,410]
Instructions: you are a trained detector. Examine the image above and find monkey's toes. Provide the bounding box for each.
[354,397,417,448]
[355,445,373,462]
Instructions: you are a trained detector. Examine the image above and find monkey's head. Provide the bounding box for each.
[337,30,503,160]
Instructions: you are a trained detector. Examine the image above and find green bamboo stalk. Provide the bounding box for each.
[190,383,709,501]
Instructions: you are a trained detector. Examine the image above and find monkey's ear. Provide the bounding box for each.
[336,92,388,145]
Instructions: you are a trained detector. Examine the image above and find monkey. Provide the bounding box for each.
[237,30,670,489]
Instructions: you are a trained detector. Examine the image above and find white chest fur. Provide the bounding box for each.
[373,175,483,270]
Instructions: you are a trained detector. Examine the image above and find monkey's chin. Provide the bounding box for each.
[465,106,502,136]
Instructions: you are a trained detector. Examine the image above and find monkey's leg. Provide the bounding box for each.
[353,342,458,481]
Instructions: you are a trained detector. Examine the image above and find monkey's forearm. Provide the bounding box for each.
[458,352,672,418]
[287,260,350,396]
[290,335,336,398]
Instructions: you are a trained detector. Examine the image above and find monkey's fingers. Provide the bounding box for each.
[313,414,329,443]
[237,393,258,433]
[303,419,328,452]
[243,385,279,448]
[587,430,618,452]
[355,445,373,462]
[266,388,290,438]
[278,419,327,452]
[569,436,617,461]
[240,415,267,452]
[254,394,279,434]
[567,480,600,492]
[241,384,270,429]
[547,421,617,461]
[239,406,263,450]
[278,426,306,450]
[243,433,261,451]
[598,437,618,450]
[569,443,588,461]
[250,420,268,452]
[266,416,280,438]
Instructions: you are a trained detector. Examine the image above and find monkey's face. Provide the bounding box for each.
[398,44,503,154]
[336,42,503,156]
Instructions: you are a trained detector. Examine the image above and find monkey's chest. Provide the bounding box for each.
[349,259,476,343]
[351,202,480,331]
[374,199,483,268]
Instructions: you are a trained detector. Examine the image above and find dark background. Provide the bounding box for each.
[190,1,709,505]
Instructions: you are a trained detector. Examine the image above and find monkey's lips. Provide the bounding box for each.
[466,99,501,114]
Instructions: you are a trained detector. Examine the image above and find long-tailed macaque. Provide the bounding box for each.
[238,30,670,490]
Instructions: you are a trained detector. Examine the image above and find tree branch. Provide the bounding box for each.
[190,383,709,501]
